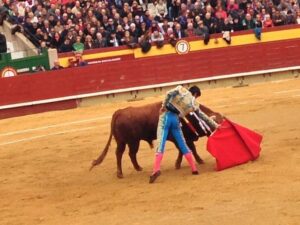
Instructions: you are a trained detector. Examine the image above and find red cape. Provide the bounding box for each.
[207,118,263,171]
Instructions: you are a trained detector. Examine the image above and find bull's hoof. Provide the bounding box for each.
[117,172,124,179]
[135,166,143,171]
[196,158,204,165]
[175,161,181,170]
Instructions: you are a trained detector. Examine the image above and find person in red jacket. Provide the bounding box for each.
[263,14,274,28]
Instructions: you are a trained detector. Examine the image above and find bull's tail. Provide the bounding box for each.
[89,112,118,171]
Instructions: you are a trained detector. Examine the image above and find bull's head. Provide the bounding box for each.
[209,112,224,124]
[183,107,224,139]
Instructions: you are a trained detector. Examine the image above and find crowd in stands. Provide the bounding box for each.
[0,0,299,53]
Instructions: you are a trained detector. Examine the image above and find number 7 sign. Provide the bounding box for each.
[175,40,190,55]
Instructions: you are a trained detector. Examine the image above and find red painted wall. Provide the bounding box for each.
[1,38,300,109]
[0,100,77,119]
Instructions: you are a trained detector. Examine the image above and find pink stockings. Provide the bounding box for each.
[184,152,198,172]
[152,152,198,174]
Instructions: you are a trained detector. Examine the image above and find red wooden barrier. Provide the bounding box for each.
[1,38,300,107]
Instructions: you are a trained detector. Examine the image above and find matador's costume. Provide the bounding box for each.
[150,85,218,183]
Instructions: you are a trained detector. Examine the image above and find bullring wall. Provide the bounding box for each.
[1,25,300,119]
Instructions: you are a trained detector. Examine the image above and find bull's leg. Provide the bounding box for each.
[174,142,183,169]
[116,142,126,178]
[187,141,204,164]
[128,141,143,171]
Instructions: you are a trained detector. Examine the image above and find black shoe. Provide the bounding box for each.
[192,171,199,175]
[149,171,161,183]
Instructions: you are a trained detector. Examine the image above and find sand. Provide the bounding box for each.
[0,79,299,225]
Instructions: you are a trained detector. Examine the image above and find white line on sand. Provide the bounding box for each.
[274,89,300,94]
[0,126,98,146]
[0,116,111,137]
[1,87,299,143]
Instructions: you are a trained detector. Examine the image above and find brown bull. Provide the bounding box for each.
[90,101,222,178]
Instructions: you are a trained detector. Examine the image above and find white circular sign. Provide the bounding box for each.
[1,67,17,78]
[175,40,190,55]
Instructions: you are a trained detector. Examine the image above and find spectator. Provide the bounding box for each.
[177,10,188,30]
[106,17,117,33]
[42,32,52,48]
[227,0,239,11]
[59,38,73,53]
[165,27,177,47]
[51,60,64,70]
[285,10,296,24]
[42,20,52,34]
[151,29,164,48]
[193,15,202,28]
[39,41,48,54]
[260,8,268,22]
[139,31,152,53]
[195,20,208,36]
[297,11,300,24]
[242,13,255,30]
[72,1,81,15]
[122,16,131,31]
[161,18,170,35]
[173,23,186,39]
[140,21,149,36]
[107,31,121,47]
[169,0,181,20]
[98,26,109,40]
[94,32,107,48]
[203,12,216,34]
[142,10,152,28]
[2,0,297,55]
[254,14,263,40]
[73,36,84,52]
[129,23,140,43]
[272,10,285,26]
[122,30,138,48]
[116,25,125,42]
[133,15,142,31]
[74,53,88,67]
[263,14,274,27]
[185,22,196,37]
[155,0,168,22]
[0,32,7,56]
[214,10,225,33]
[215,6,228,20]
[0,3,8,26]
[84,35,96,50]
[50,32,62,49]
[222,18,233,44]
[232,17,243,31]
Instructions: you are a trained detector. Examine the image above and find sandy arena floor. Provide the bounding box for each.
[0,79,299,225]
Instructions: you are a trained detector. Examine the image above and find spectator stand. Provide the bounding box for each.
[1,0,299,58]
[56,24,300,68]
